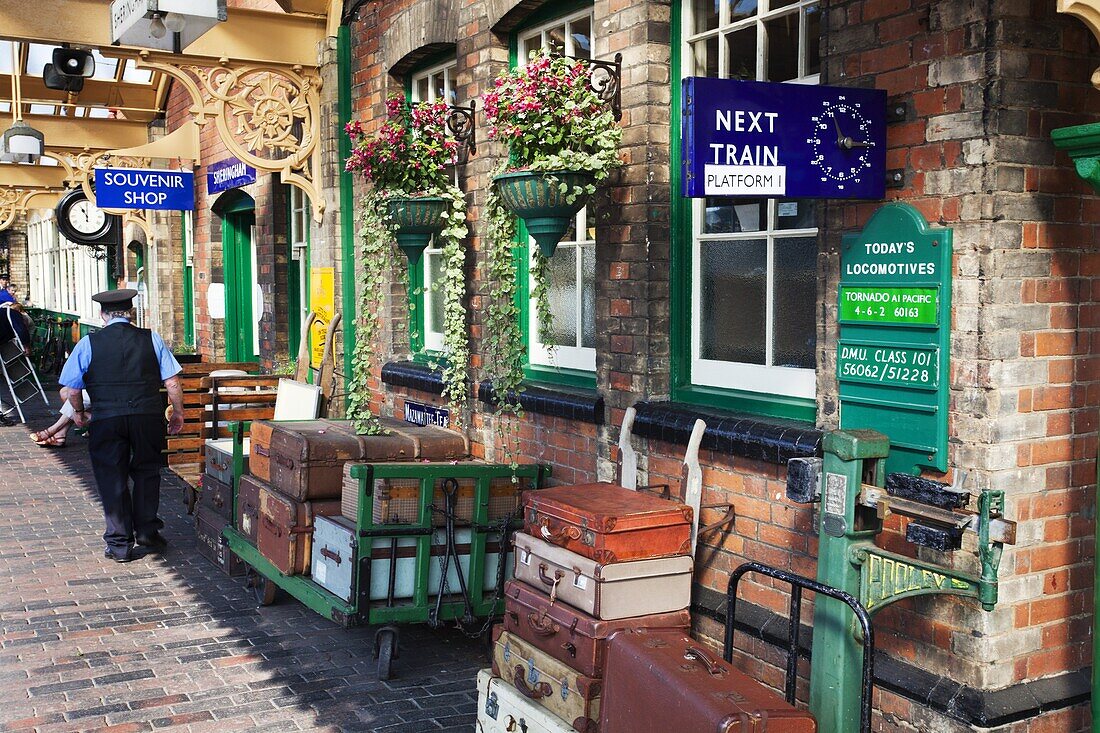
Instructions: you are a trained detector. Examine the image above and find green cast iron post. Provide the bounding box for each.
[810,429,889,733]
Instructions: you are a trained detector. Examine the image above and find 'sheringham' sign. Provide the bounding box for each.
[94,168,196,210]
[681,78,887,200]
[207,157,257,195]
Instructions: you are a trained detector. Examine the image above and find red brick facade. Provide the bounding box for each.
[346,0,1100,729]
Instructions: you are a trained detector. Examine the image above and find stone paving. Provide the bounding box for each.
[0,397,486,733]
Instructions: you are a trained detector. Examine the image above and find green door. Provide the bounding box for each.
[223,209,258,363]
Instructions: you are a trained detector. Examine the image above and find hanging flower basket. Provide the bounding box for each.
[493,170,596,258]
[386,195,449,266]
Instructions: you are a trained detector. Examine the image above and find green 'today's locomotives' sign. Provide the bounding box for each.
[838,203,952,475]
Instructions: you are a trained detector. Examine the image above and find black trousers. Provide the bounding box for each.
[88,413,168,549]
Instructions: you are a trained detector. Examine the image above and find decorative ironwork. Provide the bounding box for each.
[446,101,477,160]
[129,52,324,221]
[565,53,623,122]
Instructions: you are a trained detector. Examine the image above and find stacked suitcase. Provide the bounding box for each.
[194,437,250,576]
[238,417,467,579]
[478,482,818,733]
[481,482,695,733]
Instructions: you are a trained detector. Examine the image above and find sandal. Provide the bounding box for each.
[31,430,66,447]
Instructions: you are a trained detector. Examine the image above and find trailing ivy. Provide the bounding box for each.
[429,183,471,421]
[345,194,391,436]
[482,186,526,464]
[345,94,472,434]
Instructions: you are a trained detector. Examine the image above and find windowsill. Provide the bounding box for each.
[478,379,604,424]
[380,360,445,395]
[523,363,597,390]
[632,400,822,465]
[672,383,817,423]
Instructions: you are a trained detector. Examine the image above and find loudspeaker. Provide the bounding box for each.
[42,48,94,93]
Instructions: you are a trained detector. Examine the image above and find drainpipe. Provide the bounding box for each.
[1050,123,1100,731]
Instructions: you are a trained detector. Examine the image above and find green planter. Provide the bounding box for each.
[494,170,596,257]
[387,196,449,266]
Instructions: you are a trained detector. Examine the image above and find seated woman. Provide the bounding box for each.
[31,386,88,447]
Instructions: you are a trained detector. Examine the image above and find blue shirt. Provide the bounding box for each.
[59,318,182,390]
[0,288,14,305]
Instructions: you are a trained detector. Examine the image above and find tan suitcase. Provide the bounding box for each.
[513,532,692,620]
[257,485,341,575]
[491,626,601,733]
[340,463,523,526]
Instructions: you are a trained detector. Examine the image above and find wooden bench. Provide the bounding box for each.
[167,362,268,468]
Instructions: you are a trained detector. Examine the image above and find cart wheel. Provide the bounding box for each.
[247,569,277,606]
[373,626,399,681]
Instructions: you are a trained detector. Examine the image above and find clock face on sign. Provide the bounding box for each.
[55,188,117,244]
[69,198,107,236]
[808,98,876,189]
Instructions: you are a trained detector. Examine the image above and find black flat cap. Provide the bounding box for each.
[92,289,138,309]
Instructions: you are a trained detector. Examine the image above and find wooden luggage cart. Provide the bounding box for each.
[221,424,549,678]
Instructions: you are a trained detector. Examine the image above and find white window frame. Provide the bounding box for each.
[518,7,597,373]
[27,210,106,325]
[683,0,820,400]
[410,59,458,353]
[289,185,310,333]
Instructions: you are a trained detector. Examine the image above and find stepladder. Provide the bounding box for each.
[0,338,49,423]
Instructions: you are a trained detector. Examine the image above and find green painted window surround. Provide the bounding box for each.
[668,0,816,424]
[403,53,457,364]
[508,0,597,391]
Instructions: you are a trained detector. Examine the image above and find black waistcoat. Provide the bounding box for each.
[84,322,165,420]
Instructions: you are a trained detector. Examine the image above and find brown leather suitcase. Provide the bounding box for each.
[523,483,693,563]
[199,474,233,521]
[257,485,342,575]
[502,579,690,678]
[268,419,411,500]
[195,506,245,577]
[236,474,266,544]
[249,421,276,482]
[388,421,470,459]
[600,629,817,733]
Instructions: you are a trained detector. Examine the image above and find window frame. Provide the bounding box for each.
[670,0,821,422]
[511,1,598,389]
[27,210,107,325]
[405,54,458,361]
[288,184,311,359]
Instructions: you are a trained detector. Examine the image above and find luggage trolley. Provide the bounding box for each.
[221,424,549,679]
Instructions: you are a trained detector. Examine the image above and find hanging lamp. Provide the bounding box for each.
[2,42,44,164]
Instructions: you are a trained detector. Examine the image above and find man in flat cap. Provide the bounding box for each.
[59,289,185,563]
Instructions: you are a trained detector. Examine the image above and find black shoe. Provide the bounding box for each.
[136,532,168,551]
[0,411,14,427]
[104,546,132,563]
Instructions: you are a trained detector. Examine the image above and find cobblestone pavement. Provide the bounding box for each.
[0,397,486,733]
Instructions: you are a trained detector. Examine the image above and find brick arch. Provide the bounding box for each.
[383,0,459,75]
[486,0,564,34]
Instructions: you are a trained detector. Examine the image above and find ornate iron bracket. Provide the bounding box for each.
[446,101,477,160]
[567,53,623,122]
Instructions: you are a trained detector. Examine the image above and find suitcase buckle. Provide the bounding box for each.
[484,690,499,719]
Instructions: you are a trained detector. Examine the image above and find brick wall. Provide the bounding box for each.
[344,0,1100,729]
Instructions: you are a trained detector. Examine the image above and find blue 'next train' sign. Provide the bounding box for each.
[682,78,887,200]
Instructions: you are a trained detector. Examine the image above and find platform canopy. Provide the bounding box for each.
[0,1,334,230]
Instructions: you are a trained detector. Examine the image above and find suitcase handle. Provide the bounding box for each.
[212,495,224,508]
[320,546,342,565]
[261,515,282,536]
[511,665,552,701]
[537,563,565,588]
[526,611,559,637]
[210,459,229,471]
[275,455,295,469]
[255,445,269,457]
[683,646,727,676]
[539,520,582,545]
